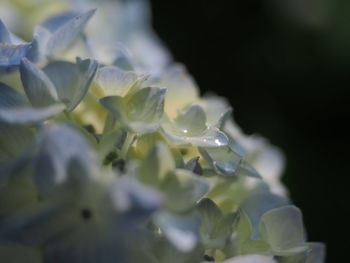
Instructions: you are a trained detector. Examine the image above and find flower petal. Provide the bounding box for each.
[0,103,65,125]
[101,87,166,133]
[0,123,34,163]
[35,124,96,196]
[161,119,228,148]
[20,58,58,107]
[223,254,276,263]
[109,177,163,224]
[0,43,31,71]
[45,9,96,58]
[259,205,306,255]
[94,66,139,97]
[0,19,11,43]
[137,142,175,185]
[160,169,209,212]
[241,191,289,240]
[199,145,260,178]
[0,82,28,108]
[154,211,200,252]
[0,245,42,263]
[43,57,98,111]
[306,242,325,263]
[126,86,166,124]
[174,105,207,136]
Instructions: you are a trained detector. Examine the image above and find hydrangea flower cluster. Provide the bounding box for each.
[0,0,324,262]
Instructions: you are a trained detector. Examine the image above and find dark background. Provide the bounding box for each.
[150,0,349,262]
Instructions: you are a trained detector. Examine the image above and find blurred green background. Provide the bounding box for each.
[150,0,349,262]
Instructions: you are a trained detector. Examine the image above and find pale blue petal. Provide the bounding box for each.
[112,48,135,70]
[126,87,166,124]
[35,124,95,195]
[199,95,232,128]
[41,11,80,32]
[154,211,201,252]
[0,104,65,125]
[0,19,32,71]
[160,169,209,212]
[306,243,325,263]
[43,58,98,111]
[45,9,96,58]
[148,235,204,263]
[99,96,128,124]
[20,58,58,107]
[26,26,51,62]
[259,205,306,255]
[197,198,239,249]
[109,178,163,224]
[199,146,240,175]
[0,82,28,108]
[0,43,31,70]
[95,66,138,96]
[223,255,276,263]
[0,19,10,43]
[241,191,289,240]
[275,244,324,263]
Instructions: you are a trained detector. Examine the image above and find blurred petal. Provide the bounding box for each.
[197,198,239,249]
[160,169,209,212]
[0,123,34,163]
[306,243,325,263]
[0,19,11,43]
[0,103,65,125]
[109,177,163,224]
[222,254,276,263]
[259,205,307,255]
[35,124,96,196]
[45,9,96,58]
[149,65,199,118]
[154,211,200,252]
[199,94,232,128]
[137,142,175,185]
[0,245,42,263]
[241,191,289,240]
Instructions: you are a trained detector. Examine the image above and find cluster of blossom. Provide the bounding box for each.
[0,0,324,262]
